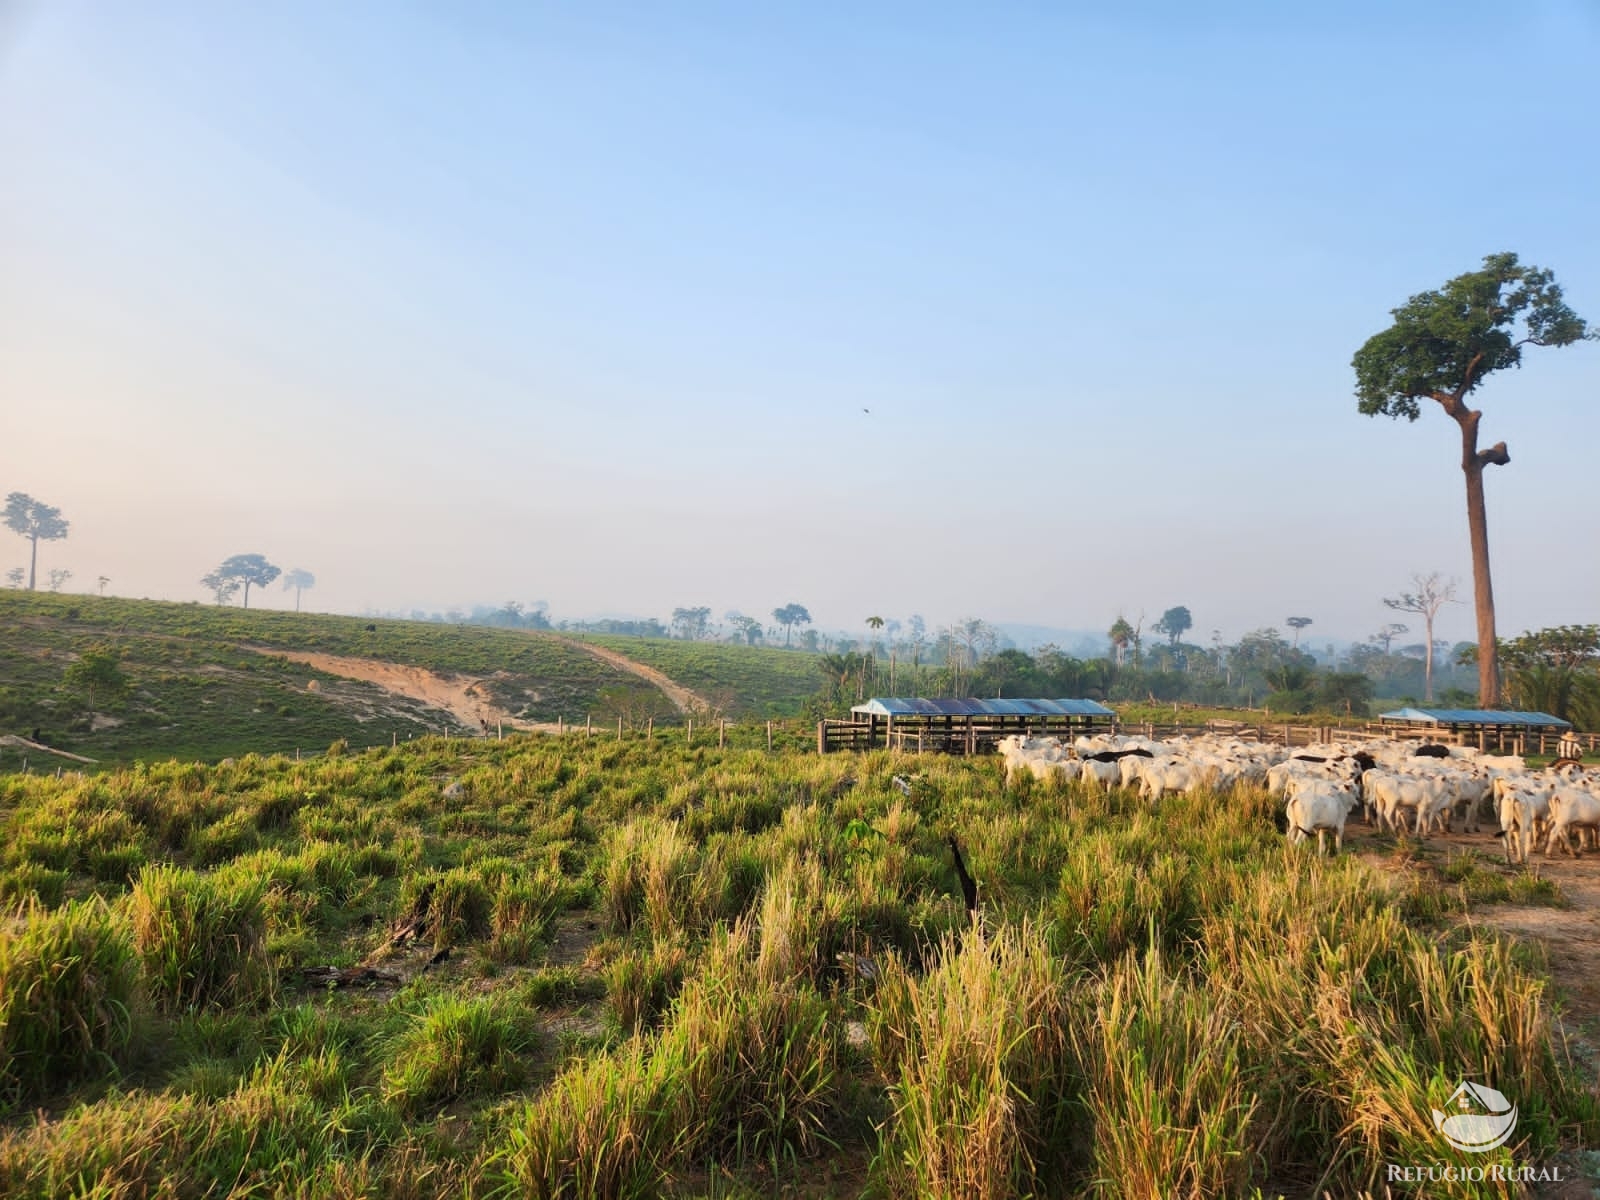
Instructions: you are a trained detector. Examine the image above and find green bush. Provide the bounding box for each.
[129,864,274,1012]
[382,995,539,1116]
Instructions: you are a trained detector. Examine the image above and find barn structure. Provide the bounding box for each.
[819,697,1116,754]
[1377,707,1572,753]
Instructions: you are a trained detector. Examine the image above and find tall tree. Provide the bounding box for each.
[1153,606,1193,646]
[3,492,70,591]
[282,568,316,613]
[1285,617,1313,648]
[1383,573,1458,701]
[1354,253,1593,706]
[212,554,280,609]
[771,603,811,648]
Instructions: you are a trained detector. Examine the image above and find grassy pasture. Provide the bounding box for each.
[0,733,1594,1197]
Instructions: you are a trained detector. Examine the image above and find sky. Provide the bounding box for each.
[2,0,1598,648]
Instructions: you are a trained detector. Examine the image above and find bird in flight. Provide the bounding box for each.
[862,407,871,414]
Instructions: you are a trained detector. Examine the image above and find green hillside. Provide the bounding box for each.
[0,593,655,767]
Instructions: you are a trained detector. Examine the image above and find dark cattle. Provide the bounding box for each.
[1087,747,1155,763]
[364,623,377,632]
[1413,744,1451,759]
[1353,751,1378,772]
[1292,754,1328,764]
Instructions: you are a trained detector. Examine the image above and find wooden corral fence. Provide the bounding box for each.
[817,717,1600,757]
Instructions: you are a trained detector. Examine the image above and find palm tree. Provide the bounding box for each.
[1108,616,1134,667]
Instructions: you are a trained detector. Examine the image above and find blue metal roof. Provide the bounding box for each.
[851,697,1116,718]
[1379,707,1572,728]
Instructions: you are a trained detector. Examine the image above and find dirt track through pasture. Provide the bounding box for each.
[564,640,708,713]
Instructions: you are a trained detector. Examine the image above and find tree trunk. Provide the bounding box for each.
[243,581,251,609]
[27,535,37,591]
[1458,413,1504,707]
[295,588,301,613]
[1423,610,1435,702]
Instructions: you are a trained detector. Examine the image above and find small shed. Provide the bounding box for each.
[1378,707,1571,753]
[822,697,1116,754]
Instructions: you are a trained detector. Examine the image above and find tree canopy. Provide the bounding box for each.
[282,568,315,612]
[771,604,812,648]
[4,492,70,591]
[1153,606,1192,646]
[212,554,280,609]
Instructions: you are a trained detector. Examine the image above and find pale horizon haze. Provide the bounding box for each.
[3,1,1598,648]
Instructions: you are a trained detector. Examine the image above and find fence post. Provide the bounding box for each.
[685,719,690,746]
[719,720,726,749]
[648,718,654,740]
[618,717,623,739]
[586,715,592,738]
[766,720,773,751]
[817,722,826,755]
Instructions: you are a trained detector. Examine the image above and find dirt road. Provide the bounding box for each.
[565,640,707,713]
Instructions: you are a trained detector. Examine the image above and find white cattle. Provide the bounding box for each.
[1284,779,1360,855]
[1545,787,1600,857]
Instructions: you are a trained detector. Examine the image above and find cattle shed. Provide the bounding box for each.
[1377,707,1572,753]
[820,697,1116,754]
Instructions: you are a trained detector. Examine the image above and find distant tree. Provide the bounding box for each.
[1383,573,1458,701]
[1108,616,1134,667]
[1153,606,1193,646]
[46,568,72,593]
[63,644,129,710]
[97,575,110,596]
[670,606,712,640]
[906,615,928,667]
[1285,617,1313,648]
[200,570,241,606]
[772,603,812,648]
[1318,672,1374,717]
[1370,623,1409,655]
[1495,625,1600,726]
[1355,253,1594,706]
[4,567,23,589]
[282,568,316,613]
[724,611,764,646]
[3,492,70,591]
[211,554,280,609]
[866,615,885,656]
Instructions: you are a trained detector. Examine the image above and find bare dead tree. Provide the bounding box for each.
[1384,573,1459,701]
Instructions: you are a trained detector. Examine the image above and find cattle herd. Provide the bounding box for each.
[998,732,1600,862]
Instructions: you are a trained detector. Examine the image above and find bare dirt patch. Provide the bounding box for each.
[248,649,562,735]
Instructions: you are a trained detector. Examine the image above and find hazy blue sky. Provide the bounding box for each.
[3,1,1597,646]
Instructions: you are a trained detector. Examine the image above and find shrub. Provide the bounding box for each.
[604,938,689,1035]
[495,1048,666,1200]
[870,921,1077,1200]
[129,864,274,1012]
[382,995,539,1116]
[0,898,137,1105]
